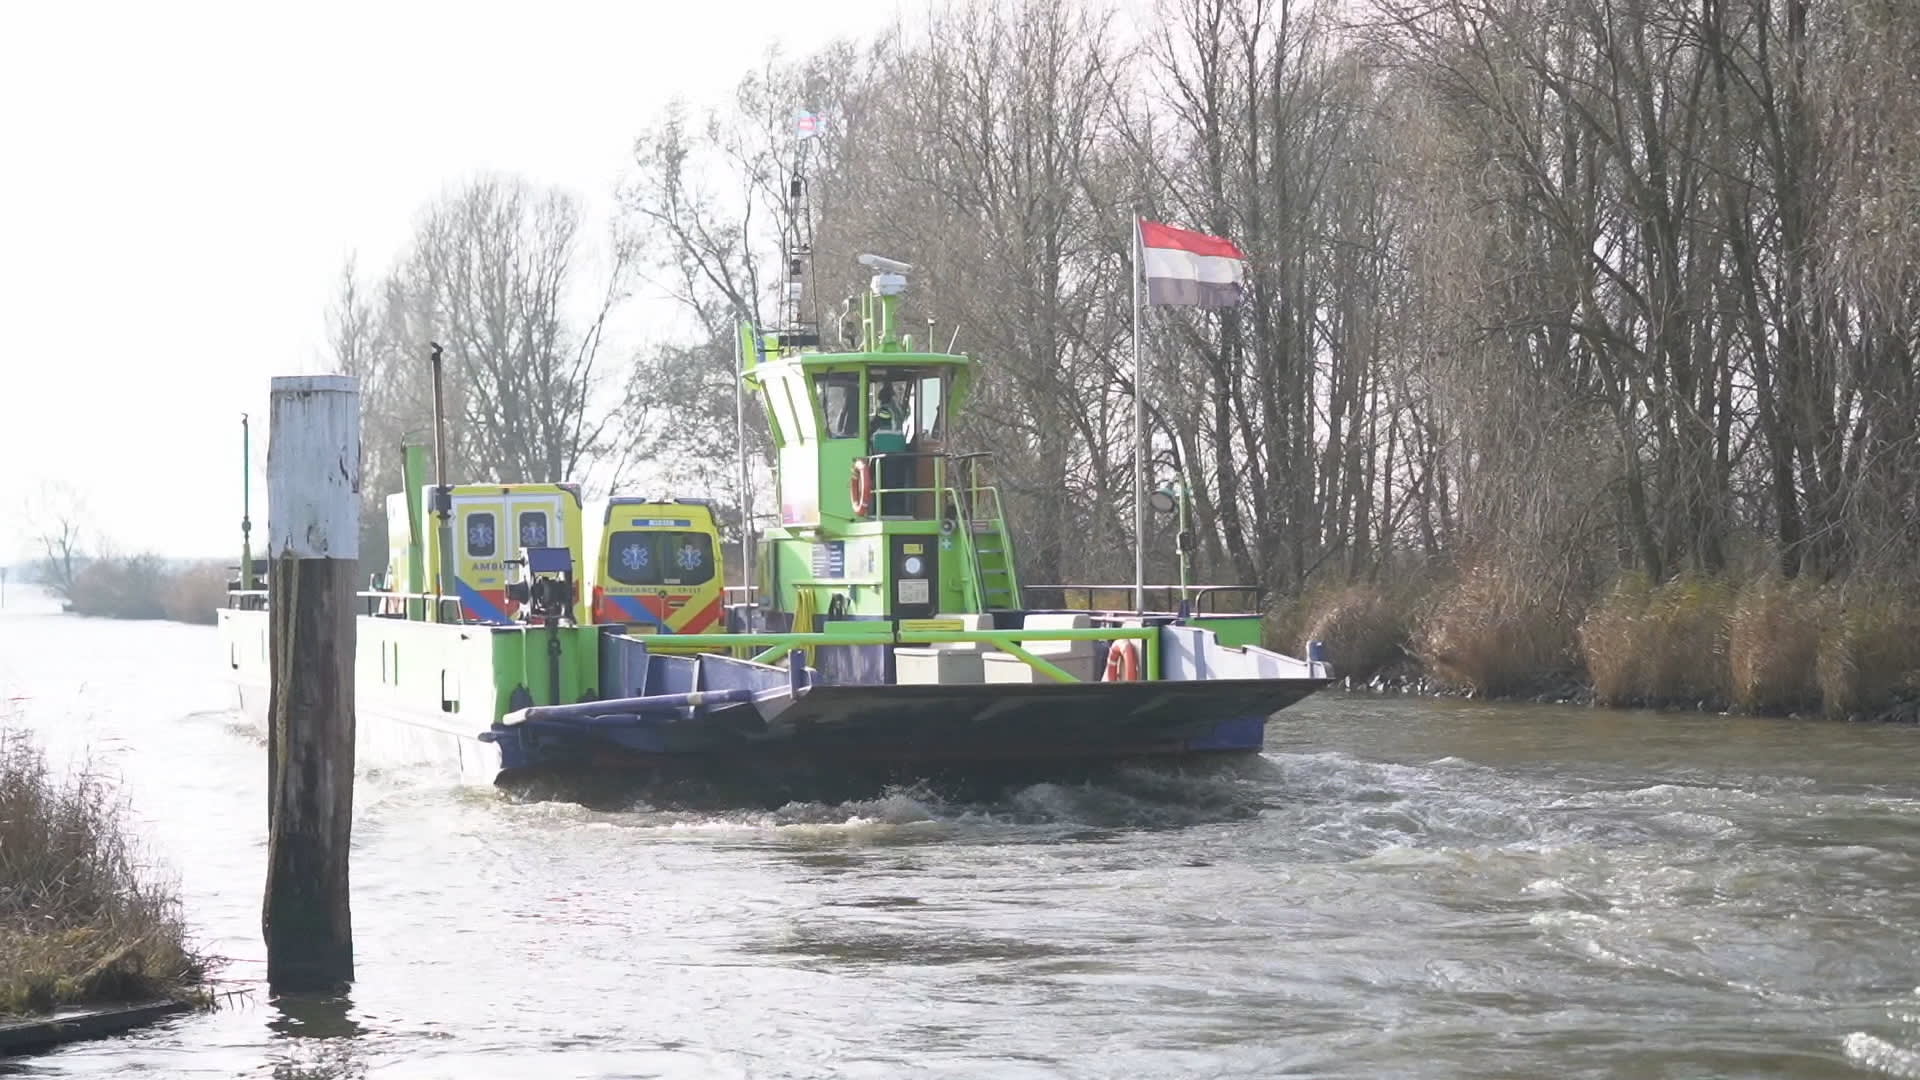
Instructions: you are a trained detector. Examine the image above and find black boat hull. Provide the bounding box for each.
[490,676,1328,779]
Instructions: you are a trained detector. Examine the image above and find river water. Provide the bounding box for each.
[4,585,1920,1079]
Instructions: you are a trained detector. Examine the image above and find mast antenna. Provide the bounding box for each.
[784,108,824,340]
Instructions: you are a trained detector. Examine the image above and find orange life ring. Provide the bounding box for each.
[1103,640,1141,681]
[850,459,874,516]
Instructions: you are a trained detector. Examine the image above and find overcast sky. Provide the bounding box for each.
[1,0,887,561]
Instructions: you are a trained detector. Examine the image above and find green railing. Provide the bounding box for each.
[1021,584,1266,616]
[646,625,1161,684]
[858,452,1007,525]
[225,589,469,623]
[855,450,1019,611]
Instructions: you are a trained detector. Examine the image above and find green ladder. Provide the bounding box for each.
[965,490,1021,612]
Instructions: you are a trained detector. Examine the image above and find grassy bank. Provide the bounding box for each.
[1270,568,1920,722]
[64,557,228,626]
[0,727,206,1017]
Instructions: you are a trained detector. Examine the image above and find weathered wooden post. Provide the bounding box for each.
[263,374,359,992]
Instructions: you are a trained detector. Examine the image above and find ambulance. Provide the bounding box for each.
[587,496,727,636]
[385,482,590,625]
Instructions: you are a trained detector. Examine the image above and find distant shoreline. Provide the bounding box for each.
[30,558,227,627]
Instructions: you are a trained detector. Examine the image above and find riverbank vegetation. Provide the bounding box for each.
[23,554,228,626]
[310,0,1916,720]
[1275,571,1920,721]
[66,556,227,626]
[0,728,205,1016]
[19,484,227,626]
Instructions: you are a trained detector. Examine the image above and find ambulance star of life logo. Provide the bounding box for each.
[621,543,649,571]
[468,520,493,550]
[676,544,705,571]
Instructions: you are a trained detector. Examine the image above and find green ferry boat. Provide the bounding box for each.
[217,255,1331,786]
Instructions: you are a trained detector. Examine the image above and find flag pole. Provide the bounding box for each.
[1132,215,1146,614]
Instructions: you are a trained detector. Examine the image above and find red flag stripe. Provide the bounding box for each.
[1139,219,1245,260]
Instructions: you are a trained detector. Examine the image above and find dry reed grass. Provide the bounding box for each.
[1259,561,1920,720]
[1417,564,1576,696]
[1727,575,1828,714]
[1579,574,1733,708]
[1260,591,1315,659]
[1298,584,1408,681]
[162,563,228,626]
[1817,590,1920,718]
[0,727,204,1016]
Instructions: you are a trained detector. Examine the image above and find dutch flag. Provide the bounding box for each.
[1138,219,1246,309]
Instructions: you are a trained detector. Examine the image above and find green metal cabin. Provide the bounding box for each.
[746,259,1022,630]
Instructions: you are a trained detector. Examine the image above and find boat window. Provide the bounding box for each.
[465,512,497,557]
[605,531,716,587]
[870,371,917,433]
[814,373,860,439]
[914,374,944,442]
[517,511,549,549]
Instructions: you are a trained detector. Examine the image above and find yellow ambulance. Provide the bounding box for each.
[588,497,727,636]
[385,482,589,625]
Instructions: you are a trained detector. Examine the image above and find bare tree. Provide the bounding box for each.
[326,177,633,577]
[570,0,1920,615]
[24,482,87,602]
[406,176,630,484]
[615,45,875,537]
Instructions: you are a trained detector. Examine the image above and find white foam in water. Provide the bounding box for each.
[1522,877,1573,897]
[659,817,776,834]
[1352,844,1453,868]
[1844,1032,1920,1078]
[1649,810,1738,837]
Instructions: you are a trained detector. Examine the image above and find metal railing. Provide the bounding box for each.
[226,589,467,623]
[235,586,764,627]
[227,587,1162,682]
[225,589,268,612]
[1021,584,1265,616]
[856,451,1005,524]
[860,450,942,520]
[642,624,1160,683]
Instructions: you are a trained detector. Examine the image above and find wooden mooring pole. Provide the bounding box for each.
[263,374,359,993]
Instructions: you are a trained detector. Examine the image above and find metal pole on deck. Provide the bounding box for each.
[428,343,455,622]
[1131,215,1147,614]
[263,374,358,993]
[1177,482,1191,603]
[241,413,255,592]
[736,331,754,609]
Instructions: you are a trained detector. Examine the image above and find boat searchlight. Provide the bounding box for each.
[858,253,911,296]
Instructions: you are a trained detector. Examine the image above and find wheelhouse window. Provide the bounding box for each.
[914,374,945,442]
[606,532,715,586]
[814,373,861,439]
[870,371,916,422]
[465,512,497,556]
